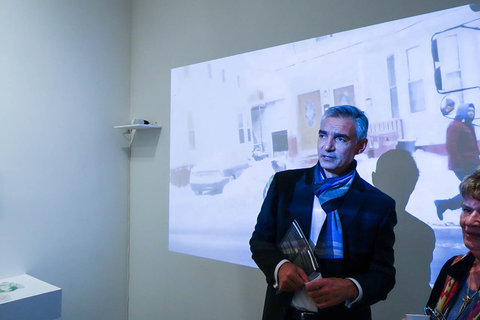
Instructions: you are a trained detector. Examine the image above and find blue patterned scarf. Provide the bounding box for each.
[313,161,356,259]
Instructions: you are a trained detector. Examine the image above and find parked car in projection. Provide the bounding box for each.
[189,152,249,195]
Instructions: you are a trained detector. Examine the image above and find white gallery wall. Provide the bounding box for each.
[0,1,131,319]
[0,1,474,320]
[129,1,472,320]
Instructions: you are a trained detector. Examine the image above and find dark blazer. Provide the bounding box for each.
[249,165,396,320]
[426,253,473,316]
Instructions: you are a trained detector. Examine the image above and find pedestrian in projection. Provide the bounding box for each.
[435,103,480,220]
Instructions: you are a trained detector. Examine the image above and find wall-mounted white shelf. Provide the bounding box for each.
[0,274,62,320]
[114,123,161,130]
[114,120,161,145]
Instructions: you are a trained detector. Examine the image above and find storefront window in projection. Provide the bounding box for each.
[169,4,480,287]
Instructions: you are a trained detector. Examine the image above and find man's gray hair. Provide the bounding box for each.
[321,105,369,141]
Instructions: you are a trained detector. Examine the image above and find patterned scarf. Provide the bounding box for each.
[433,254,480,320]
[313,161,356,259]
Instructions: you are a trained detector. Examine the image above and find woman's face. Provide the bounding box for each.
[461,194,480,253]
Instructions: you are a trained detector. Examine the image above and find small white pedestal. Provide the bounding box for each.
[0,274,61,320]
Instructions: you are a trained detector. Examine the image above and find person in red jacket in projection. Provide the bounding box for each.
[435,103,480,220]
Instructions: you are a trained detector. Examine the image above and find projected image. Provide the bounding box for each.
[169,4,480,289]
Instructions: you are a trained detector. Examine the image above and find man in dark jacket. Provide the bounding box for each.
[250,105,396,320]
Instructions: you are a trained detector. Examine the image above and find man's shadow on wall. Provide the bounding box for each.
[370,148,435,319]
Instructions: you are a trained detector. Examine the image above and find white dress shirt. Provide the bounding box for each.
[274,197,363,311]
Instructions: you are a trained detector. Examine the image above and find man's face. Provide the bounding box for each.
[461,194,480,255]
[317,116,367,177]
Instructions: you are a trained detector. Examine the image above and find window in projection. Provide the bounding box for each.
[169,4,480,286]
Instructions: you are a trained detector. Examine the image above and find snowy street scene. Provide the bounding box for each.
[169,3,480,288]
